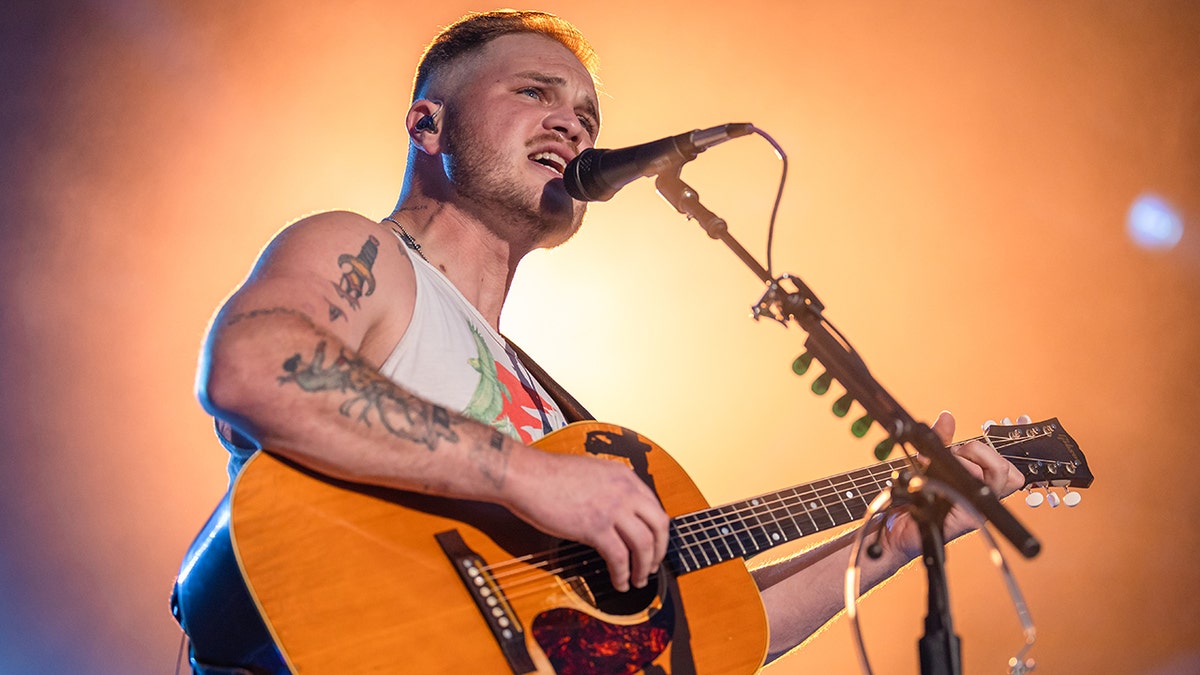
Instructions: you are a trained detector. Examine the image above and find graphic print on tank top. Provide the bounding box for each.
[462,321,560,444]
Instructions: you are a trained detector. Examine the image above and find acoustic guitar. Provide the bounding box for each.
[228,418,1091,674]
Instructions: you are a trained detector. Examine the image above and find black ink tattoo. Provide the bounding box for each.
[326,300,346,323]
[225,306,315,328]
[396,203,444,228]
[278,340,459,451]
[332,236,380,310]
[470,430,511,489]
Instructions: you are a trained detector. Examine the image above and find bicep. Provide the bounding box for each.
[213,213,414,361]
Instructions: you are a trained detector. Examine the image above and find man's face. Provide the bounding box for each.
[438,33,600,248]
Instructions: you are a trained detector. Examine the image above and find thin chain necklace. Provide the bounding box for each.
[382,216,429,263]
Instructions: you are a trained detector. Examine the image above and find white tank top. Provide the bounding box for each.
[220,233,570,481]
[377,237,568,443]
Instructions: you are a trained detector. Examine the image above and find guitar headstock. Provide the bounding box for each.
[982,417,1093,507]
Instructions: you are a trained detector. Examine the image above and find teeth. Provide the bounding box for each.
[530,151,566,174]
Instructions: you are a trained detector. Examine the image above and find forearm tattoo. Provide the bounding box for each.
[469,430,510,490]
[223,306,503,486]
[278,339,459,451]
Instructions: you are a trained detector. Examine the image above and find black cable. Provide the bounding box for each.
[750,126,788,279]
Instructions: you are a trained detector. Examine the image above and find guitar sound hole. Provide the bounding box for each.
[560,548,662,616]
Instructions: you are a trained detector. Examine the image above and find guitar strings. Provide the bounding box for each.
[481,462,904,602]
[487,459,908,600]
[484,439,1038,598]
[485,430,1042,586]
[480,432,1058,604]
[483,436,1046,596]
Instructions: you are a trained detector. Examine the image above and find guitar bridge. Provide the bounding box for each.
[435,529,535,674]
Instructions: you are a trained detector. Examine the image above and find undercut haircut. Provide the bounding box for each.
[412,10,600,101]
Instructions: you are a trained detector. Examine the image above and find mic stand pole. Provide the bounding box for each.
[655,165,773,284]
[654,163,1041,675]
[892,470,962,675]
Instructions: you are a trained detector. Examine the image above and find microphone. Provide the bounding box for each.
[563,123,754,202]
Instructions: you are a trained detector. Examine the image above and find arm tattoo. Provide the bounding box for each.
[469,430,511,490]
[278,340,459,451]
[225,306,316,328]
[325,299,347,323]
[331,236,380,311]
[225,291,348,328]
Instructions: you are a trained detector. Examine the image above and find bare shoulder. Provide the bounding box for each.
[224,210,418,364]
[264,210,397,262]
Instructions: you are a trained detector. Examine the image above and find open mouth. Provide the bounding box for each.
[529,151,567,175]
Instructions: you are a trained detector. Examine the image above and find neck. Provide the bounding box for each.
[387,194,531,331]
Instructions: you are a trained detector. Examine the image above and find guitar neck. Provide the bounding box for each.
[665,457,910,574]
[663,416,1091,575]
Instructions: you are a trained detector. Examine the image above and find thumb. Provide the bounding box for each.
[931,410,956,445]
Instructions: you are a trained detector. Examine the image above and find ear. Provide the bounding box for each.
[406,99,444,155]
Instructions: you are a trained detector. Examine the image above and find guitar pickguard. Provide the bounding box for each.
[532,599,674,675]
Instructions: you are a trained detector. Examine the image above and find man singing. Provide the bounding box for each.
[173,10,1022,674]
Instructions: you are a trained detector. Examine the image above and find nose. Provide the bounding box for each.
[543,106,587,148]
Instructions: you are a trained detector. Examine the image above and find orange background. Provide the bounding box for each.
[2,2,1198,673]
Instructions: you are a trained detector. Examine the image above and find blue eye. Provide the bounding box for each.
[519,87,542,100]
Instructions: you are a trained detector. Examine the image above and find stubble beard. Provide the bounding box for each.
[441,115,585,248]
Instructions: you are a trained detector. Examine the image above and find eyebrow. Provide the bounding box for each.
[513,71,600,129]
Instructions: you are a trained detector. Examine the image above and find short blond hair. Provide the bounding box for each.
[412,10,599,100]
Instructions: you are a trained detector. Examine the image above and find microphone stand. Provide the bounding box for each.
[896,470,962,675]
[654,163,1041,675]
[654,165,773,283]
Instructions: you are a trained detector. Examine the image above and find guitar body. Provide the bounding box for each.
[229,422,770,674]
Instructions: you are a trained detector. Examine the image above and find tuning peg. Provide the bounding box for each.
[1063,488,1082,507]
[983,415,1032,431]
[1008,656,1037,675]
[851,413,873,438]
[1024,487,1045,508]
[874,438,895,460]
[832,392,854,417]
[811,371,834,395]
[791,351,814,376]
[1046,490,1062,508]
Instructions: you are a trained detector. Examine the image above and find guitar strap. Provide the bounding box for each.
[504,338,595,424]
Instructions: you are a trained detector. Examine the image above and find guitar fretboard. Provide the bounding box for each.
[665,458,911,574]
